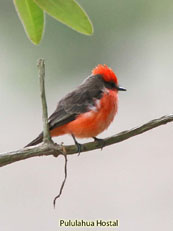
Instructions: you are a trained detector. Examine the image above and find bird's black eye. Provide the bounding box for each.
[104,81,116,89]
[110,82,116,88]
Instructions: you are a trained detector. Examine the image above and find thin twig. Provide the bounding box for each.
[0,114,172,168]
[53,147,68,208]
[37,59,51,144]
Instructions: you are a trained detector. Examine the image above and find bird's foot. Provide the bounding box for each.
[75,142,82,156]
[93,137,105,150]
[71,134,82,155]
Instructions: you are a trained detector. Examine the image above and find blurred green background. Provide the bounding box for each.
[0,0,173,230]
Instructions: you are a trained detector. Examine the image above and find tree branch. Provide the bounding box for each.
[37,59,52,144]
[0,114,172,167]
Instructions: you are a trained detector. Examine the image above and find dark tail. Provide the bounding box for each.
[25,132,43,148]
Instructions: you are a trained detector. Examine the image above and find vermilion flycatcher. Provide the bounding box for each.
[26,64,126,152]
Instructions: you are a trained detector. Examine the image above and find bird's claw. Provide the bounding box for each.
[76,142,82,156]
[71,134,82,155]
[93,137,105,150]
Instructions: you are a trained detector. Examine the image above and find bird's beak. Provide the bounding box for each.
[117,85,127,91]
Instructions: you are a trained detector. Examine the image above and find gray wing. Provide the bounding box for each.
[49,74,104,130]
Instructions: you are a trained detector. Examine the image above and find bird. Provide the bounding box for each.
[25,64,126,153]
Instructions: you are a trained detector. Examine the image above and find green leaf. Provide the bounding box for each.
[34,0,93,35]
[14,0,44,44]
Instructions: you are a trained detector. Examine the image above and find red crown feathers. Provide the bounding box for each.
[92,64,118,84]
